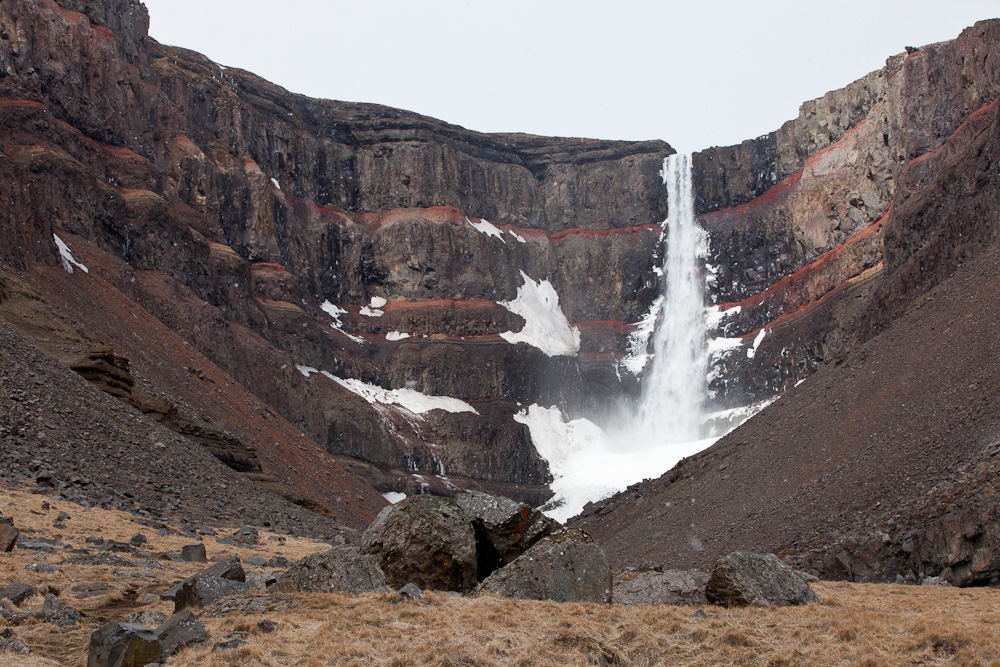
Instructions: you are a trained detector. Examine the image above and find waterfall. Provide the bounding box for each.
[633,153,709,444]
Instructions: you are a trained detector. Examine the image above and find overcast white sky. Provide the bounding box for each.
[141,1,999,153]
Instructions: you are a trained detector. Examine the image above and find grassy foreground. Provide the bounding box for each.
[2,484,1000,666]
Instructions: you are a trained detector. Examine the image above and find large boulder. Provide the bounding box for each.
[477,528,611,603]
[275,546,387,594]
[154,610,206,657]
[361,495,477,592]
[705,551,819,607]
[455,490,558,579]
[161,554,248,612]
[0,516,18,552]
[86,622,162,667]
[613,569,709,606]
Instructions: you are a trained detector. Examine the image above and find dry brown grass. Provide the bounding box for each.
[4,483,1000,666]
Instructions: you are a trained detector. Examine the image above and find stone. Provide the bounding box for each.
[921,576,952,587]
[245,571,277,591]
[40,593,82,627]
[275,546,387,594]
[256,619,277,633]
[180,544,207,563]
[161,553,245,603]
[0,582,37,605]
[173,577,249,612]
[0,517,19,552]
[705,551,819,607]
[62,553,137,567]
[612,569,710,606]
[55,511,71,523]
[154,610,206,657]
[123,610,168,627]
[0,628,30,655]
[87,622,162,667]
[23,562,61,574]
[264,556,289,568]
[86,536,106,545]
[455,490,557,579]
[396,583,424,600]
[477,528,612,603]
[244,555,267,567]
[212,638,247,652]
[129,533,148,547]
[362,495,477,592]
[230,526,259,545]
[0,599,32,625]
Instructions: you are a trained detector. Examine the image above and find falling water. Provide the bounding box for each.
[633,153,708,443]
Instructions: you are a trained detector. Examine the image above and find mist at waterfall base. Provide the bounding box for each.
[525,155,757,523]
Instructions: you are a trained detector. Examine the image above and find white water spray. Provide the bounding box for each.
[632,153,709,444]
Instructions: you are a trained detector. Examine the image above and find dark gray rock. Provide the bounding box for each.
[275,546,387,594]
[2,517,21,553]
[361,495,477,592]
[455,490,558,579]
[396,583,424,600]
[72,581,113,599]
[477,528,611,603]
[154,610,206,657]
[613,569,710,606]
[256,619,277,633]
[264,556,289,568]
[40,593,81,627]
[161,553,245,605]
[122,610,168,627]
[0,582,36,605]
[181,543,208,563]
[244,555,267,567]
[231,526,259,545]
[62,553,137,567]
[23,562,61,574]
[85,536,105,545]
[113,569,157,579]
[245,571,278,591]
[87,622,162,667]
[0,628,30,655]
[212,638,247,652]
[55,511,71,523]
[128,533,148,547]
[173,576,250,612]
[705,551,819,607]
[0,599,32,625]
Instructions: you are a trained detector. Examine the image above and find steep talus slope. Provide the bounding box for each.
[575,239,1000,584]
[0,315,351,540]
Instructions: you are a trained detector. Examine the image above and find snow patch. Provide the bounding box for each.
[53,234,88,274]
[705,305,741,331]
[324,372,478,416]
[707,336,743,356]
[320,301,364,343]
[516,404,717,523]
[748,328,767,359]
[383,491,406,504]
[296,365,319,378]
[468,217,506,242]
[270,177,281,190]
[498,271,580,357]
[385,331,410,341]
[507,229,527,243]
[622,296,663,375]
[360,296,386,317]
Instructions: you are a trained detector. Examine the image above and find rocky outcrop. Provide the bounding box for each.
[275,546,387,594]
[476,528,612,603]
[361,495,477,592]
[705,552,818,607]
[455,490,558,579]
[0,516,17,552]
[612,569,709,607]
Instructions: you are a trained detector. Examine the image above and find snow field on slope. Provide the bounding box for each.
[499,271,580,357]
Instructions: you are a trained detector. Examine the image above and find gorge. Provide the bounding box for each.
[1,0,999,588]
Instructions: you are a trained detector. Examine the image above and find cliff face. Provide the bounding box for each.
[0,0,671,507]
[693,20,1000,404]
